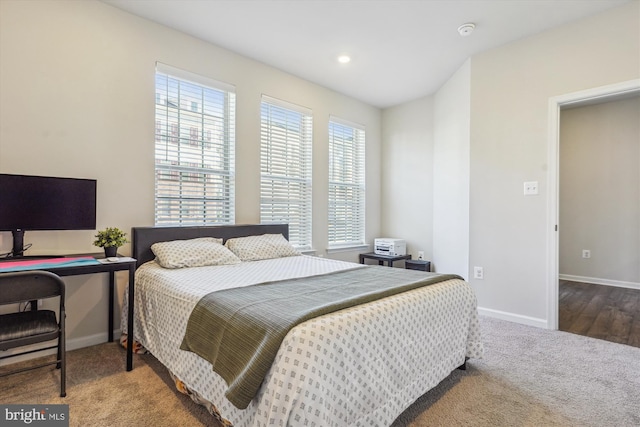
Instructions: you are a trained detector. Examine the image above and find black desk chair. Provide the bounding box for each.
[0,270,66,397]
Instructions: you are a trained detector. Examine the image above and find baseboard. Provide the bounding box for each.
[68,330,120,350]
[559,274,640,290]
[477,306,548,329]
[0,330,120,367]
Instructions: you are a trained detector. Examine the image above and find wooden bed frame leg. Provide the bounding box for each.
[457,357,469,371]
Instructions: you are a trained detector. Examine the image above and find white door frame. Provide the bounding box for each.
[546,79,640,329]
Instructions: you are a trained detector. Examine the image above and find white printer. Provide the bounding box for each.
[374,238,406,256]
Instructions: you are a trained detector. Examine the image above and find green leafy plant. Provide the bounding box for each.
[93,227,129,248]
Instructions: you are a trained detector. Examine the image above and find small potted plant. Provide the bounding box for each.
[93,227,129,258]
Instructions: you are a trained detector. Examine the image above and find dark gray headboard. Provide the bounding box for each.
[131,224,289,268]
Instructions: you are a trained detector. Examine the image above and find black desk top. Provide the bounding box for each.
[0,253,136,276]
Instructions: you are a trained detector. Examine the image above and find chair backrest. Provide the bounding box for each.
[0,270,65,306]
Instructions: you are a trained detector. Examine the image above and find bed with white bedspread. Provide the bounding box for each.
[123,224,483,427]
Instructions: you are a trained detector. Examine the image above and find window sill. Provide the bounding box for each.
[326,244,370,254]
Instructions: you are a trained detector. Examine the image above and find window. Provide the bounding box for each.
[260,96,313,249]
[154,63,235,226]
[328,117,365,249]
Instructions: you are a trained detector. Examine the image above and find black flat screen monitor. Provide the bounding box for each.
[0,173,97,257]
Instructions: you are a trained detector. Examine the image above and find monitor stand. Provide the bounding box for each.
[7,229,57,259]
[11,229,25,257]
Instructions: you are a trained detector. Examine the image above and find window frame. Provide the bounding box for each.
[327,116,366,250]
[154,63,236,227]
[260,95,313,250]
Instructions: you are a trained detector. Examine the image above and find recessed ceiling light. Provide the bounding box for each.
[337,55,351,64]
[458,23,475,36]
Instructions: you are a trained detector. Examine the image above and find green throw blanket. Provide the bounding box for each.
[180,265,461,409]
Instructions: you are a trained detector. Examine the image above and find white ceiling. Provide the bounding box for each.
[101,0,629,108]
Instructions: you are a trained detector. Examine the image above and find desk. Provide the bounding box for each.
[359,252,411,267]
[0,253,136,371]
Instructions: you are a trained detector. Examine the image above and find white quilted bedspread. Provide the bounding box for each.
[122,255,483,427]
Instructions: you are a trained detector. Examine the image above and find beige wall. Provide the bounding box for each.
[381,1,639,327]
[559,96,640,286]
[469,1,639,325]
[381,96,435,261]
[381,60,471,280]
[0,0,381,350]
[433,59,471,279]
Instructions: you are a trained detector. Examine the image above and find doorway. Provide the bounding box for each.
[546,79,640,330]
[558,95,640,344]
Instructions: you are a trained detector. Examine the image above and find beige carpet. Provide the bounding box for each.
[1,317,639,427]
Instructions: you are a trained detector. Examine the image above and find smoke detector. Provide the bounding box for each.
[458,23,475,36]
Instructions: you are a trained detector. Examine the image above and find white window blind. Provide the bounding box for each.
[328,117,365,248]
[260,95,313,249]
[154,63,235,226]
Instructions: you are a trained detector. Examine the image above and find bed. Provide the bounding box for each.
[122,224,483,427]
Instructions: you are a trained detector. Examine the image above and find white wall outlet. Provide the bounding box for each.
[418,251,424,260]
[582,249,591,259]
[473,266,484,279]
[524,181,539,196]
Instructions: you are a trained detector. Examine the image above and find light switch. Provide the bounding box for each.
[524,181,538,196]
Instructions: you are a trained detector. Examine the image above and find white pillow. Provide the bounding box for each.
[224,233,300,261]
[151,237,240,269]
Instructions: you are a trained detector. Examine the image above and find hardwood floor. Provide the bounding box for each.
[559,280,640,348]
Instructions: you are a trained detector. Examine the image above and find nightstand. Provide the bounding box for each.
[359,252,411,267]
[405,259,431,272]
